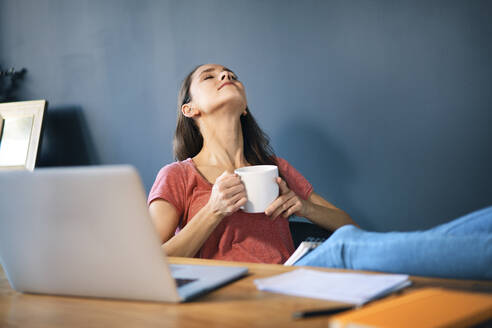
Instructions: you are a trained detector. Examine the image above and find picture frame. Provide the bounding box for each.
[0,100,47,171]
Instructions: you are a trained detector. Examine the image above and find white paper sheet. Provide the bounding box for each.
[254,269,410,305]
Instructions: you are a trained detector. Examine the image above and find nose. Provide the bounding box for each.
[219,70,233,81]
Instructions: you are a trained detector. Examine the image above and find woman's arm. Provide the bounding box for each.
[149,171,247,257]
[149,200,224,257]
[265,177,358,231]
[302,191,359,231]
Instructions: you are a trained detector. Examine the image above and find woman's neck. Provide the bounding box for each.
[194,114,248,171]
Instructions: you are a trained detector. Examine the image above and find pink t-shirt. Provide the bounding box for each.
[148,157,313,264]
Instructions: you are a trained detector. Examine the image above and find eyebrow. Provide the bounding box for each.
[198,67,235,77]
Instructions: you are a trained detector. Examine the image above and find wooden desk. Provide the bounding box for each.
[1,257,491,327]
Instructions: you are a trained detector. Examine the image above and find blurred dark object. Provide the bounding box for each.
[289,220,333,249]
[36,106,100,167]
[0,67,27,102]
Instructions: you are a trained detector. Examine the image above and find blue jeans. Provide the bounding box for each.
[295,205,492,280]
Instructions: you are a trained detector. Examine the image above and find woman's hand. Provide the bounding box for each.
[265,177,307,220]
[207,171,247,218]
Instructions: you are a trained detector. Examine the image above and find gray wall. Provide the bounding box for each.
[1,0,491,231]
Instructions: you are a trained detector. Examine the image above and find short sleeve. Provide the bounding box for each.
[147,162,187,215]
[276,157,313,200]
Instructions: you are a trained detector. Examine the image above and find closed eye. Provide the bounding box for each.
[204,75,213,80]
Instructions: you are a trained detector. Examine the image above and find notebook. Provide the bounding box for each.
[328,288,492,328]
[254,268,411,305]
[284,237,326,266]
[0,165,247,302]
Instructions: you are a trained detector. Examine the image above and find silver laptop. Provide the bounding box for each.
[0,165,247,302]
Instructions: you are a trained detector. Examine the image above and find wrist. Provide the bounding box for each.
[204,202,226,222]
[298,198,311,218]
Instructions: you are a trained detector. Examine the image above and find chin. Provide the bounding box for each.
[216,95,247,111]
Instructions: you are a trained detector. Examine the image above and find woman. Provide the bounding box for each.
[148,63,357,263]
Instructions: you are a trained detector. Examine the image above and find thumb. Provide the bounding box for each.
[217,170,234,182]
[277,177,289,194]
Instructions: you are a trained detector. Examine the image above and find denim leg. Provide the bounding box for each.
[295,224,492,280]
[428,205,492,235]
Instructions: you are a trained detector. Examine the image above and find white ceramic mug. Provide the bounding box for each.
[234,165,279,213]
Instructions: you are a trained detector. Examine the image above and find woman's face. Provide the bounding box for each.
[186,64,247,117]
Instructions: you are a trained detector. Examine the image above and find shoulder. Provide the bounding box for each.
[155,159,193,182]
[274,156,293,172]
[274,156,300,180]
[149,159,195,210]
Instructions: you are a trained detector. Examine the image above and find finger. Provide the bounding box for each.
[283,199,302,218]
[265,191,295,216]
[277,177,290,195]
[269,194,297,220]
[218,174,242,189]
[265,197,284,217]
[270,194,295,219]
[228,191,247,205]
[233,196,248,209]
[271,196,298,220]
[223,183,246,198]
[228,196,248,214]
[269,206,283,221]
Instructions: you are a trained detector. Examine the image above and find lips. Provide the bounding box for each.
[218,82,234,90]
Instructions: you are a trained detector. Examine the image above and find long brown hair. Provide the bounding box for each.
[173,65,277,166]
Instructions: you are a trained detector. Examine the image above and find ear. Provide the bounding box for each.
[181,103,199,118]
